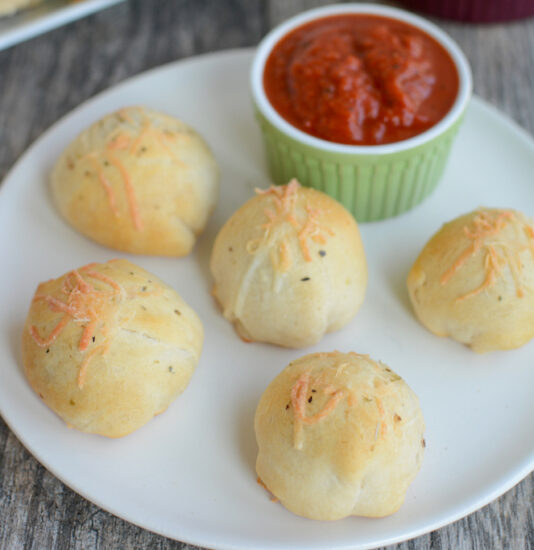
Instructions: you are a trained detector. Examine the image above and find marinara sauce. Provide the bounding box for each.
[263,15,459,145]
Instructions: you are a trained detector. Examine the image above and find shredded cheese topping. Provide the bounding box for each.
[80,107,186,231]
[250,179,334,272]
[290,371,346,450]
[30,262,125,389]
[440,209,534,301]
[288,357,397,450]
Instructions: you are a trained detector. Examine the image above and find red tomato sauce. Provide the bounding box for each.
[263,14,459,145]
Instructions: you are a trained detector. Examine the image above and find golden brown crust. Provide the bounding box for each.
[210,180,367,348]
[254,352,425,520]
[51,106,219,256]
[22,259,203,437]
[407,208,534,352]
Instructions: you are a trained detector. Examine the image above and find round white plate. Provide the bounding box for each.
[1,49,533,550]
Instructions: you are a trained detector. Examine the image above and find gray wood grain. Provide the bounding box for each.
[1,1,533,549]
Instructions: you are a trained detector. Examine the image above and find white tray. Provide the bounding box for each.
[0,0,125,50]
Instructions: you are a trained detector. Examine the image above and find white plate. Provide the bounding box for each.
[0,0,124,51]
[1,49,533,550]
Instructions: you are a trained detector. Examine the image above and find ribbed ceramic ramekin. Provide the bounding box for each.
[250,4,472,222]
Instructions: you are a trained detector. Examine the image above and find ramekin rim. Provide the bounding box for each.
[250,3,473,155]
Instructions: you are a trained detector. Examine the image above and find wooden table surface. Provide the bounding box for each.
[1,1,533,548]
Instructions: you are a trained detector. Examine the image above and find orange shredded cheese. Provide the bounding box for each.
[106,152,143,230]
[33,294,76,315]
[128,123,150,155]
[83,107,186,231]
[30,314,70,347]
[85,154,119,218]
[440,242,479,285]
[253,179,334,272]
[71,269,93,293]
[78,311,98,352]
[290,372,345,449]
[441,209,533,301]
[298,206,333,261]
[107,132,131,151]
[83,267,123,292]
[30,262,124,389]
[77,343,108,388]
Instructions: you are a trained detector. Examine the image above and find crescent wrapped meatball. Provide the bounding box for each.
[22,259,203,437]
[210,180,367,348]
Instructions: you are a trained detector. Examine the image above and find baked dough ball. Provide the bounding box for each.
[255,352,425,520]
[210,180,367,347]
[407,208,534,353]
[0,0,42,17]
[22,259,203,437]
[51,106,219,256]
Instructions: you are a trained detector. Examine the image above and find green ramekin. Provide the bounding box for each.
[250,4,472,222]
